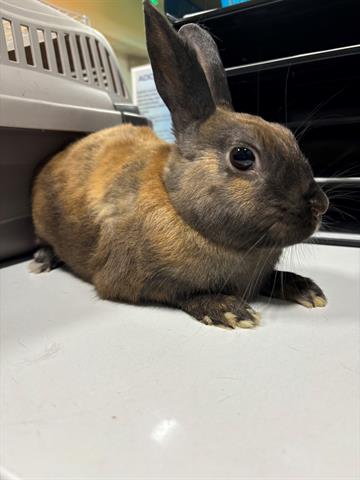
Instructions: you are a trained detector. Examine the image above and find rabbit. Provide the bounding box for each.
[31,0,329,329]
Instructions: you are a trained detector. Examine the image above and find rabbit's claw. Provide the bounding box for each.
[283,275,327,309]
[292,283,327,308]
[179,294,260,329]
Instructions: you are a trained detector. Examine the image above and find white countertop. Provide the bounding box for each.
[1,244,359,479]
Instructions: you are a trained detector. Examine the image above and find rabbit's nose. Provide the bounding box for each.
[306,184,329,216]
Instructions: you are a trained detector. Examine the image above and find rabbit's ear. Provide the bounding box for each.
[144,1,215,134]
[178,24,233,110]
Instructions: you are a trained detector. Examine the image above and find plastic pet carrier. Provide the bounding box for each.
[0,0,148,261]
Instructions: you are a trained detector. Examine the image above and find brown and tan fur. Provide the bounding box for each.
[31,2,329,328]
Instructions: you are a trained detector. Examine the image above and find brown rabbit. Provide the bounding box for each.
[31,1,329,329]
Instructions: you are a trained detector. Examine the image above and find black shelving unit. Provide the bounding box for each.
[173,0,360,247]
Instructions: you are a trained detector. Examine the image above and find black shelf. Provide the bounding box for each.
[226,45,360,76]
[227,54,360,126]
[175,0,360,68]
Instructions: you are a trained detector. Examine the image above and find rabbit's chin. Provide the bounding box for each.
[268,216,321,248]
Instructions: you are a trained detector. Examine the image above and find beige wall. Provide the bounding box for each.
[48,0,164,91]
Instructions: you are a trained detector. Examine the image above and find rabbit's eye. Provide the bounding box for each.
[230,147,255,170]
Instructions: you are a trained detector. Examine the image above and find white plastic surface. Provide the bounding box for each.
[0,244,359,479]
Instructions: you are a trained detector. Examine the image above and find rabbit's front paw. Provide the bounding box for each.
[178,294,260,329]
[290,278,327,308]
[261,270,327,308]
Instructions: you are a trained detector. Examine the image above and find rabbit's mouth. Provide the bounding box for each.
[268,209,325,247]
[265,185,329,247]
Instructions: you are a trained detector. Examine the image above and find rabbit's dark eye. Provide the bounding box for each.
[230,147,255,170]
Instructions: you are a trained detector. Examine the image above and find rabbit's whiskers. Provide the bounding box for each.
[294,86,346,142]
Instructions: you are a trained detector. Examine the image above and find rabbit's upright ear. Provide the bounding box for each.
[178,24,233,110]
[144,0,215,134]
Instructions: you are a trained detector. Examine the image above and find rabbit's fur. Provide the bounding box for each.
[31,1,329,328]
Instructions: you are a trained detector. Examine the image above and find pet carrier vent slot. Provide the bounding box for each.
[85,36,99,85]
[20,25,34,66]
[2,18,16,61]
[75,34,88,82]
[64,33,76,78]
[95,39,108,88]
[105,49,117,93]
[36,29,49,70]
[118,73,127,98]
[51,31,63,74]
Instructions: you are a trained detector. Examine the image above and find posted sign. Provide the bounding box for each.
[131,64,174,143]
